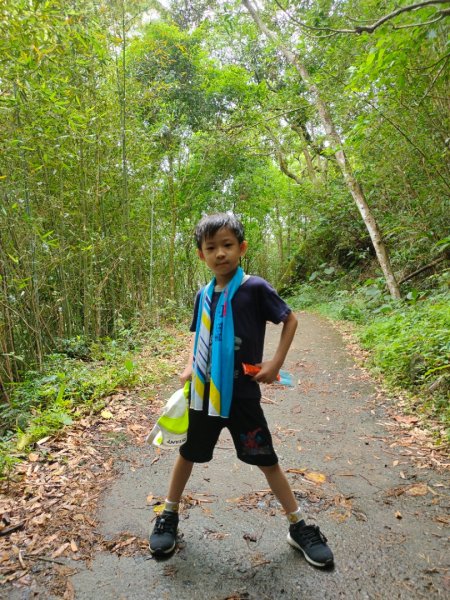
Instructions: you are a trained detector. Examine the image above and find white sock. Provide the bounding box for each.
[287,508,303,524]
[164,499,179,513]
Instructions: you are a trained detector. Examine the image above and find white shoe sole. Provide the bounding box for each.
[287,532,333,568]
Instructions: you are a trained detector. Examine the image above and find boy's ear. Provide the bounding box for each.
[240,241,248,256]
[197,248,205,261]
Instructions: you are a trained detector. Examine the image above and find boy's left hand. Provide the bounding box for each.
[253,361,281,384]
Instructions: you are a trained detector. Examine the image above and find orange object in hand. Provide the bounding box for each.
[242,363,280,380]
[242,363,293,386]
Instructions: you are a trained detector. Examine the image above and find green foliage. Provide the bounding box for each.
[359,299,450,437]
[360,300,449,386]
[285,281,337,311]
[0,323,188,477]
[0,336,138,475]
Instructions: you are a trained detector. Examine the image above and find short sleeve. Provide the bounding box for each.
[189,292,201,332]
[257,278,291,324]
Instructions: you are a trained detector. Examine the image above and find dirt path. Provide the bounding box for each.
[12,312,449,599]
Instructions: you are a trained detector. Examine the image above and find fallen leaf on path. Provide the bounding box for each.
[405,483,428,496]
[30,513,51,526]
[385,483,429,498]
[333,494,353,510]
[395,511,403,519]
[352,509,368,522]
[183,493,214,506]
[250,552,271,567]
[52,543,70,559]
[63,579,75,600]
[393,415,419,425]
[286,468,327,484]
[434,515,450,525]
[113,537,136,549]
[305,472,327,484]
[100,410,114,419]
[203,529,228,540]
[329,509,351,523]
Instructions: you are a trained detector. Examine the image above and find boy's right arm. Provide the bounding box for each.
[179,333,195,385]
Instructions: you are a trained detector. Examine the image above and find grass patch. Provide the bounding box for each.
[358,301,450,432]
[0,325,187,478]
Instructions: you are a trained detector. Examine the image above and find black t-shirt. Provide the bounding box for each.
[190,276,291,399]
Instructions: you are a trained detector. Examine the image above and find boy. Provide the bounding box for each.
[149,213,333,568]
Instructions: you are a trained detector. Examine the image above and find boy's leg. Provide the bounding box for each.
[167,455,194,504]
[149,456,194,556]
[259,463,334,568]
[259,463,298,514]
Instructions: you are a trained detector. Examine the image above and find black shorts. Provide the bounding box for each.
[179,389,278,467]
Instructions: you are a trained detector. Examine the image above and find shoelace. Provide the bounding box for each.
[154,514,177,534]
[297,524,328,546]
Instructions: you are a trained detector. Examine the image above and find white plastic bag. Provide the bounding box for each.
[146,386,189,449]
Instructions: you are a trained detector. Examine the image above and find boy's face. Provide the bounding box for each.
[198,227,248,286]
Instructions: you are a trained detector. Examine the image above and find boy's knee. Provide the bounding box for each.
[258,463,279,476]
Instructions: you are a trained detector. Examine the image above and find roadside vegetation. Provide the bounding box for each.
[0,326,187,478]
[286,269,449,443]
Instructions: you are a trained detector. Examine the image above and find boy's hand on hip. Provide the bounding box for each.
[253,361,281,384]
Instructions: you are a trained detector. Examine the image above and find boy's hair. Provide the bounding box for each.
[194,213,245,249]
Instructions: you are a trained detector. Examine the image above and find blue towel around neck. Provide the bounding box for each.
[191,266,244,417]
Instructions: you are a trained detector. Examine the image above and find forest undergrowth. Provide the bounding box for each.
[0,325,188,479]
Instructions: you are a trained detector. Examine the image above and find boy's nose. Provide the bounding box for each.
[216,247,226,257]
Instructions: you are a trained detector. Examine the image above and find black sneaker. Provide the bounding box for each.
[149,510,179,556]
[287,520,334,567]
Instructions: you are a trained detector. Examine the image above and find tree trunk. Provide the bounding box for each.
[265,126,303,184]
[302,147,317,182]
[289,124,317,182]
[242,0,401,299]
[168,155,176,301]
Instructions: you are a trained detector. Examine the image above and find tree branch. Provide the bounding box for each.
[393,8,450,28]
[264,126,303,184]
[274,0,450,35]
[417,55,449,104]
[399,254,448,284]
